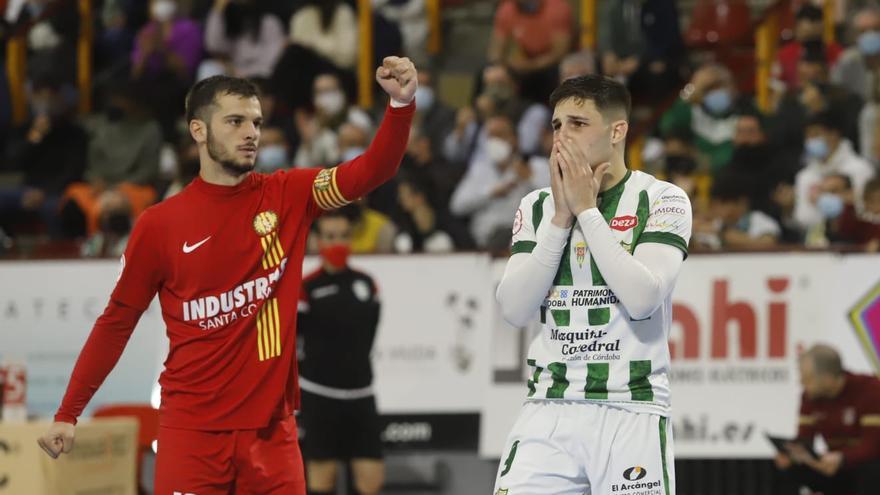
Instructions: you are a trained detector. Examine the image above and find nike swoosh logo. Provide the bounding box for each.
[182,236,211,254]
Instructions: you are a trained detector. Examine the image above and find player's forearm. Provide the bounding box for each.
[497,223,569,327]
[55,299,142,424]
[577,209,682,320]
[334,102,415,201]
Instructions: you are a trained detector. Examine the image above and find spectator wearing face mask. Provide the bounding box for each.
[832,7,880,102]
[132,0,202,81]
[444,64,549,166]
[401,123,464,211]
[815,173,856,244]
[394,173,474,253]
[413,69,456,160]
[727,111,801,214]
[254,127,290,173]
[597,0,685,102]
[203,0,286,78]
[767,172,804,245]
[1,77,87,238]
[833,177,880,250]
[772,43,863,155]
[62,81,161,237]
[80,189,133,258]
[449,115,550,250]
[132,0,203,139]
[659,62,749,175]
[794,111,876,234]
[11,0,80,84]
[775,4,843,91]
[707,173,782,250]
[294,73,373,168]
[487,0,573,103]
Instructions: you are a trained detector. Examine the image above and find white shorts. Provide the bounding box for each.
[493,401,675,495]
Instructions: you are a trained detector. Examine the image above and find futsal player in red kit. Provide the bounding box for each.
[37,57,418,494]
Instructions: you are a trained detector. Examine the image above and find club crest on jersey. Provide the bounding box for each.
[495,490,508,495]
[610,215,638,231]
[575,242,586,268]
[253,211,278,236]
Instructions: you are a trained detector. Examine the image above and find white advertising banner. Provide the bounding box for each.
[481,253,880,459]
[303,254,495,413]
[2,254,877,459]
[1,255,494,420]
[0,260,165,418]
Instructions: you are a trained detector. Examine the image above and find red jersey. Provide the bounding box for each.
[797,372,880,467]
[55,103,415,430]
[775,40,843,90]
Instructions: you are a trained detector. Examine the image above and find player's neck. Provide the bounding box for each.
[199,161,251,187]
[599,156,629,193]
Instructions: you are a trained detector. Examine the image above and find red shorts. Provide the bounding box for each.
[154,416,305,495]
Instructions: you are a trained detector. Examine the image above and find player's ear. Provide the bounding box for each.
[190,119,207,144]
[611,120,628,145]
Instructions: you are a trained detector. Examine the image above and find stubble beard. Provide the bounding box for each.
[206,128,255,177]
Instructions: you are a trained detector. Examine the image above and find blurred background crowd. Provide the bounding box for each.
[1,0,879,259]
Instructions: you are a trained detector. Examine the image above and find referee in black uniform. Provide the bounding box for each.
[298,206,384,495]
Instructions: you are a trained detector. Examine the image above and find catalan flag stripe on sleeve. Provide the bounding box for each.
[312,168,351,209]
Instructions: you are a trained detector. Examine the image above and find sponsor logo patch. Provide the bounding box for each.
[610,215,638,231]
[623,466,648,481]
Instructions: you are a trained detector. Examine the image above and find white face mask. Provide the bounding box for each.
[314,90,346,115]
[151,0,177,22]
[342,146,365,162]
[486,137,513,164]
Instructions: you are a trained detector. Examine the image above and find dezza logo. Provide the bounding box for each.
[610,215,638,231]
[623,466,647,481]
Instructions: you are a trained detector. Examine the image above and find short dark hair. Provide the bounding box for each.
[711,172,750,202]
[796,4,824,22]
[313,204,360,233]
[549,74,631,121]
[185,75,260,123]
[398,171,431,197]
[806,108,845,134]
[803,344,843,377]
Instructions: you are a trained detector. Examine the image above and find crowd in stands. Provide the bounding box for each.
[1,0,879,258]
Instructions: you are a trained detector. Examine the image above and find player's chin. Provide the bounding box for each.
[221,160,256,177]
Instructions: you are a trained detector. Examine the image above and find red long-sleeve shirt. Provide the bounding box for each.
[797,372,880,468]
[55,102,415,430]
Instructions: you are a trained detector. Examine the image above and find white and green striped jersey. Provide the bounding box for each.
[510,170,692,416]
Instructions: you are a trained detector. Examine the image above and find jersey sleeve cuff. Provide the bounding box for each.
[388,99,416,113]
[637,231,689,259]
[54,413,77,425]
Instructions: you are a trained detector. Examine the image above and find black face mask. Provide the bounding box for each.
[731,143,771,169]
[102,212,131,236]
[106,105,125,122]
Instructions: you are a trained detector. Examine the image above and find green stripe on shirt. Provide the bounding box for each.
[511,240,536,254]
[637,231,689,259]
